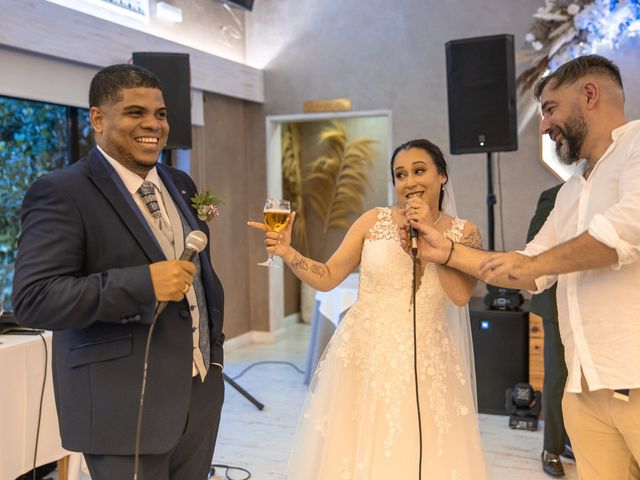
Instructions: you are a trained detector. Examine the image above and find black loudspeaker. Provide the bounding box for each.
[132,52,192,149]
[445,34,517,154]
[469,298,529,414]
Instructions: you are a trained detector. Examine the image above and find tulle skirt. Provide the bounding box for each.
[286,310,489,480]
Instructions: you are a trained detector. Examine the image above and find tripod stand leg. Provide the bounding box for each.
[223,373,265,410]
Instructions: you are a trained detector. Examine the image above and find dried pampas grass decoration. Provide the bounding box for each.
[281,122,309,254]
[304,121,376,233]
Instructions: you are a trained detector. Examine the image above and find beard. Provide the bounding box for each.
[554,113,588,165]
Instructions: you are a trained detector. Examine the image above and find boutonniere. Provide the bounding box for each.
[191,190,223,222]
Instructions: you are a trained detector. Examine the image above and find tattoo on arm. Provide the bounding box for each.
[462,227,482,249]
[291,254,309,271]
[290,254,326,278]
[310,264,325,278]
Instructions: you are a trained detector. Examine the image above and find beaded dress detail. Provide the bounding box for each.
[286,208,488,479]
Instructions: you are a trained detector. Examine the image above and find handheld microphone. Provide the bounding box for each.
[155,230,208,317]
[409,225,418,257]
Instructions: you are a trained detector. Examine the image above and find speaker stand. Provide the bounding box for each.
[223,373,265,410]
[486,152,496,251]
[483,152,522,301]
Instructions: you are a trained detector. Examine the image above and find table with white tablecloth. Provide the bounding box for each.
[0,331,82,480]
[303,273,359,384]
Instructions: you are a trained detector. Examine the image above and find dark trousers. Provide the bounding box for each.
[85,367,224,480]
[543,319,568,454]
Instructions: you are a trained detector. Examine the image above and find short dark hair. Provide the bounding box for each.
[89,64,163,108]
[390,139,448,211]
[534,54,623,101]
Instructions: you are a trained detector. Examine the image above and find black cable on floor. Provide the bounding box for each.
[411,249,423,479]
[209,463,251,479]
[230,361,304,380]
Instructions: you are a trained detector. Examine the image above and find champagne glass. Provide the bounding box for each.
[258,198,291,267]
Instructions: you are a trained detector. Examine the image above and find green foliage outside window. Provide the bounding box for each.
[0,97,91,311]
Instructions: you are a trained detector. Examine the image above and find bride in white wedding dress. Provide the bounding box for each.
[250,139,488,479]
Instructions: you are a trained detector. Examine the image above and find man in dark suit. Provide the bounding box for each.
[12,64,225,480]
[527,184,570,477]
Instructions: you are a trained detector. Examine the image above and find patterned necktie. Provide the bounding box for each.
[138,181,162,219]
[138,181,174,246]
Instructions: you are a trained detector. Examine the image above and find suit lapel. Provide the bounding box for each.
[87,148,165,263]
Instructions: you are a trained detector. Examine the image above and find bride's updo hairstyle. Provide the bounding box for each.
[390,139,449,211]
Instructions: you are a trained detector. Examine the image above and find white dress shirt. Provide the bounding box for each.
[523,120,640,393]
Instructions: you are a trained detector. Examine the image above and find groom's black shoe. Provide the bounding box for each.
[542,451,565,477]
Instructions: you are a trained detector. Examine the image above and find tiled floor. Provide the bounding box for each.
[51,322,577,479]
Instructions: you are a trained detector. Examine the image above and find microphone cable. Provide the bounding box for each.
[410,235,423,480]
[133,310,160,480]
[33,331,48,480]
[209,463,251,479]
[5,327,47,480]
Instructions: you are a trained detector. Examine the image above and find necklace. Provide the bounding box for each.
[433,210,443,226]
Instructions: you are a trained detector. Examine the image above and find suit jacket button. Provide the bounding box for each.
[179,310,190,319]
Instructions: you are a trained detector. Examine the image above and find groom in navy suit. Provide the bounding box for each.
[12,64,225,479]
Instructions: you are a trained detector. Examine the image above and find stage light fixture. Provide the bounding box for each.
[505,382,541,431]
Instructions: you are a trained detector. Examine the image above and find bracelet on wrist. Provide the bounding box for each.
[442,239,455,266]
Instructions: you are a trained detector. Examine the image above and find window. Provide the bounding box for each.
[0,96,93,312]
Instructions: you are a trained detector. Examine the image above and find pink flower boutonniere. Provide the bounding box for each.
[191,190,223,222]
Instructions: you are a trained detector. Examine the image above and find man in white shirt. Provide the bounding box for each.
[412,55,640,479]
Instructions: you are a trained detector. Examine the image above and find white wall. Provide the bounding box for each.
[246,0,640,260]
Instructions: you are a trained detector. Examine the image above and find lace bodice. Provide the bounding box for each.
[360,207,466,312]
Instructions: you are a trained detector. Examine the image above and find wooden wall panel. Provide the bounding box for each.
[191,93,268,338]
[245,101,270,333]
[529,313,544,393]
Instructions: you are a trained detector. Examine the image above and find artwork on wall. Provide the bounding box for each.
[265,111,392,329]
[282,120,377,256]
